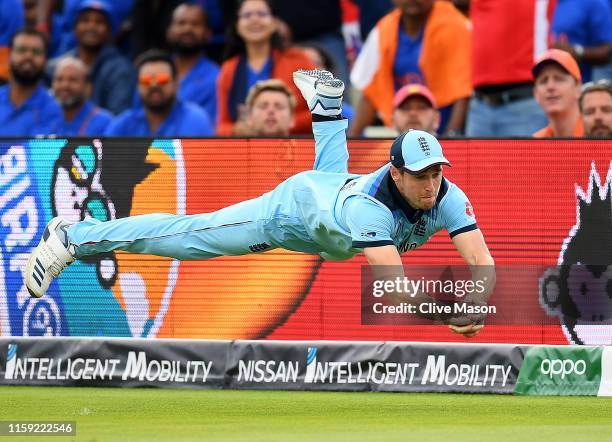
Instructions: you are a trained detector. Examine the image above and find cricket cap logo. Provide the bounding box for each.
[539,162,612,345]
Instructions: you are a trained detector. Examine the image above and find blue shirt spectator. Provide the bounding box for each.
[51,0,134,57]
[48,1,136,115]
[105,100,213,136]
[178,55,219,124]
[166,3,220,122]
[0,84,62,136]
[551,0,612,82]
[50,45,136,115]
[0,0,25,83]
[59,100,112,136]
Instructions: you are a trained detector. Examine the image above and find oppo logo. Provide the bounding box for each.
[540,359,587,379]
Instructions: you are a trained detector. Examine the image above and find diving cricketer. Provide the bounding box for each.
[25,70,495,337]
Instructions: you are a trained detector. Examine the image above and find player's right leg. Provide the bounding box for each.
[25,197,272,298]
[293,69,350,174]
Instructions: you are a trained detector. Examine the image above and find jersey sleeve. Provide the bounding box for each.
[439,184,478,238]
[342,196,395,248]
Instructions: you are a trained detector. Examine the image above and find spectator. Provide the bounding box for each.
[105,50,213,136]
[37,0,134,57]
[233,78,295,136]
[216,0,316,135]
[52,56,112,136]
[0,0,25,85]
[166,3,219,123]
[349,0,471,137]
[465,0,548,137]
[48,0,136,115]
[533,49,584,137]
[550,0,612,83]
[392,83,440,135]
[131,0,225,63]
[0,30,62,136]
[221,0,349,87]
[580,79,612,137]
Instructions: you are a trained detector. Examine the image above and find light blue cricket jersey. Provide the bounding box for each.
[256,121,478,261]
[67,119,478,262]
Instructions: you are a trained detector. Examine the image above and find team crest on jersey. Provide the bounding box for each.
[538,162,612,345]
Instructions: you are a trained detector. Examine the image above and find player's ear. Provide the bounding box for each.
[389,165,402,182]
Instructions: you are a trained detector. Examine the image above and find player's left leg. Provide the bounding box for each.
[24,196,273,298]
[293,69,349,174]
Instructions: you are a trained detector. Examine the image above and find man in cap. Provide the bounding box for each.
[579,79,612,138]
[392,83,440,135]
[532,49,584,137]
[26,70,495,337]
[49,0,136,114]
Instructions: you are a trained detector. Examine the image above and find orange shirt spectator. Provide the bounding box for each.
[350,0,471,136]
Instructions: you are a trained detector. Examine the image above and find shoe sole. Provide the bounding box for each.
[293,71,344,98]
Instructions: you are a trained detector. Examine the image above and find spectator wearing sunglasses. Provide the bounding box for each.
[0,30,63,136]
[105,49,213,136]
[580,79,612,138]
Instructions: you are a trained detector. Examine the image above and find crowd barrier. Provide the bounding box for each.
[0,137,610,345]
[0,337,610,396]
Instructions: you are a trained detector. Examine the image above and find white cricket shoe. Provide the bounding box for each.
[293,69,344,116]
[25,217,76,298]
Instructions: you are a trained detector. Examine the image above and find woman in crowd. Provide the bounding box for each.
[216,0,315,135]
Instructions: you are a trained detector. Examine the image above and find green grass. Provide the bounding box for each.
[0,387,611,441]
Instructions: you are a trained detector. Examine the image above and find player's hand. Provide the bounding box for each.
[448,323,483,338]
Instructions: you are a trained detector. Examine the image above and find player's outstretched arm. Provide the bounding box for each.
[362,244,488,337]
[449,228,496,337]
[293,69,349,173]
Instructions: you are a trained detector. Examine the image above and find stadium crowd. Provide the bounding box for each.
[0,0,610,138]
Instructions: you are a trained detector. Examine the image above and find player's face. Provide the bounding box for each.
[534,64,580,116]
[167,4,208,51]
[52,63,89,110]
[247,90,294,136]
[138,62,176,112]
[237,0,275,45]
[392,96,440,135]
[581,90,612,137]
[393,165,442,210]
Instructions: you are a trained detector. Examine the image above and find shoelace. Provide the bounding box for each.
[40,243,71,278]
